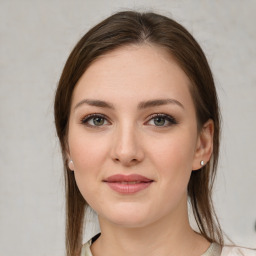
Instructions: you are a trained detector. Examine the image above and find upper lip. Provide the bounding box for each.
[104,174,153,183]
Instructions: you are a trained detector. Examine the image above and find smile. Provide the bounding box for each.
[103,174,153,194]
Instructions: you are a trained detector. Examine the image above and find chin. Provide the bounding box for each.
[109,216,151,229]
[99,205,152,228]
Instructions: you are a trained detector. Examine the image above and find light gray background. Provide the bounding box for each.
[0,0,255,255]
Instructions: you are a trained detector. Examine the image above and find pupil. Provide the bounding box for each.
[93,117,104,126]
[154,117,165,126]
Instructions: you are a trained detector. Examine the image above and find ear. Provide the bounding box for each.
[192,119,214,171]
[66,151,75,171]
[65,140,75,171]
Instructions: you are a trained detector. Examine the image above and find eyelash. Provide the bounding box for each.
[80,113,178,128]
[146,113,178,127]
[80,113,110,127]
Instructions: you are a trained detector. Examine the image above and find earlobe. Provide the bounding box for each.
[65,140,74,171]
[68,159,74,171]
[192,119,214,171]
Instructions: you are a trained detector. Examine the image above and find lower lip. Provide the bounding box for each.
[105,182,152,194]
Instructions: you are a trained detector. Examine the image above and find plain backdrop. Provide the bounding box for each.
[0,0,255,255]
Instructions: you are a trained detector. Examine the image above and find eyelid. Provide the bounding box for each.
[80,113,177,127]
[145,113,178,126]
[80,113,111,127]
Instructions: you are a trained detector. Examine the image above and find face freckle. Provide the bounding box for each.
[67,44,202,228]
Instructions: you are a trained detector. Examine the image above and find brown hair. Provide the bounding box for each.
[54,11,223,256]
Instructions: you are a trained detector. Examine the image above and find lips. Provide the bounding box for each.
[103,174,153,194]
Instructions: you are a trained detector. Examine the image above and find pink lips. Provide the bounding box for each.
[104,174,153,194]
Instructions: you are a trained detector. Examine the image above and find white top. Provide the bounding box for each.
[221,246,256,256]
[80,238,256,256]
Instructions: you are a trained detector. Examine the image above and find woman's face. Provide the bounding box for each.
[67,44,208,228]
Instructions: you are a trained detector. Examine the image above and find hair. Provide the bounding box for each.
[54,10,223,256]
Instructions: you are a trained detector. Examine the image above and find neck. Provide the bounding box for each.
[91,197,210,256]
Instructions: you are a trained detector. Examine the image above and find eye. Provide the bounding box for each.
[147,114,177,127]
[81,114,110,127]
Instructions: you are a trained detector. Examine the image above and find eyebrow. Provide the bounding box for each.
[74,98,184,110]
[138,99,184,109]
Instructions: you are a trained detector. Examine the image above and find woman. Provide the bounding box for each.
[54,11,255,256]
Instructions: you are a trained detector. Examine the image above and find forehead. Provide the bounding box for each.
[72,44,194,111]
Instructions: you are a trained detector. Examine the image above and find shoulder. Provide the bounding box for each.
[221,246,256,256]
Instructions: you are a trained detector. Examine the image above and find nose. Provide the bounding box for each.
[110,123,144,166]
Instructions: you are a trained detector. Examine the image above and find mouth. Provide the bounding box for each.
[103,174,153,194]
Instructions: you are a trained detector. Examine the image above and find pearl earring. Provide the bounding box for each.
[68,160,74,170]
[200,160,204,166]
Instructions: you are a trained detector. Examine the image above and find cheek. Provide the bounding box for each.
[69,131,108,172]
[68,133,110,206]
[67,131,111,204]
[147,129,197,199]
[149,130,197,172]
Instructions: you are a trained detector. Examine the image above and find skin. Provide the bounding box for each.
[67,44,214,256]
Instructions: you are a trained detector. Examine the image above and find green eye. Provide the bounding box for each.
[92,117,105,126]
[147,114,177,127]
[81,114,109,127]
[153,117,166,126]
